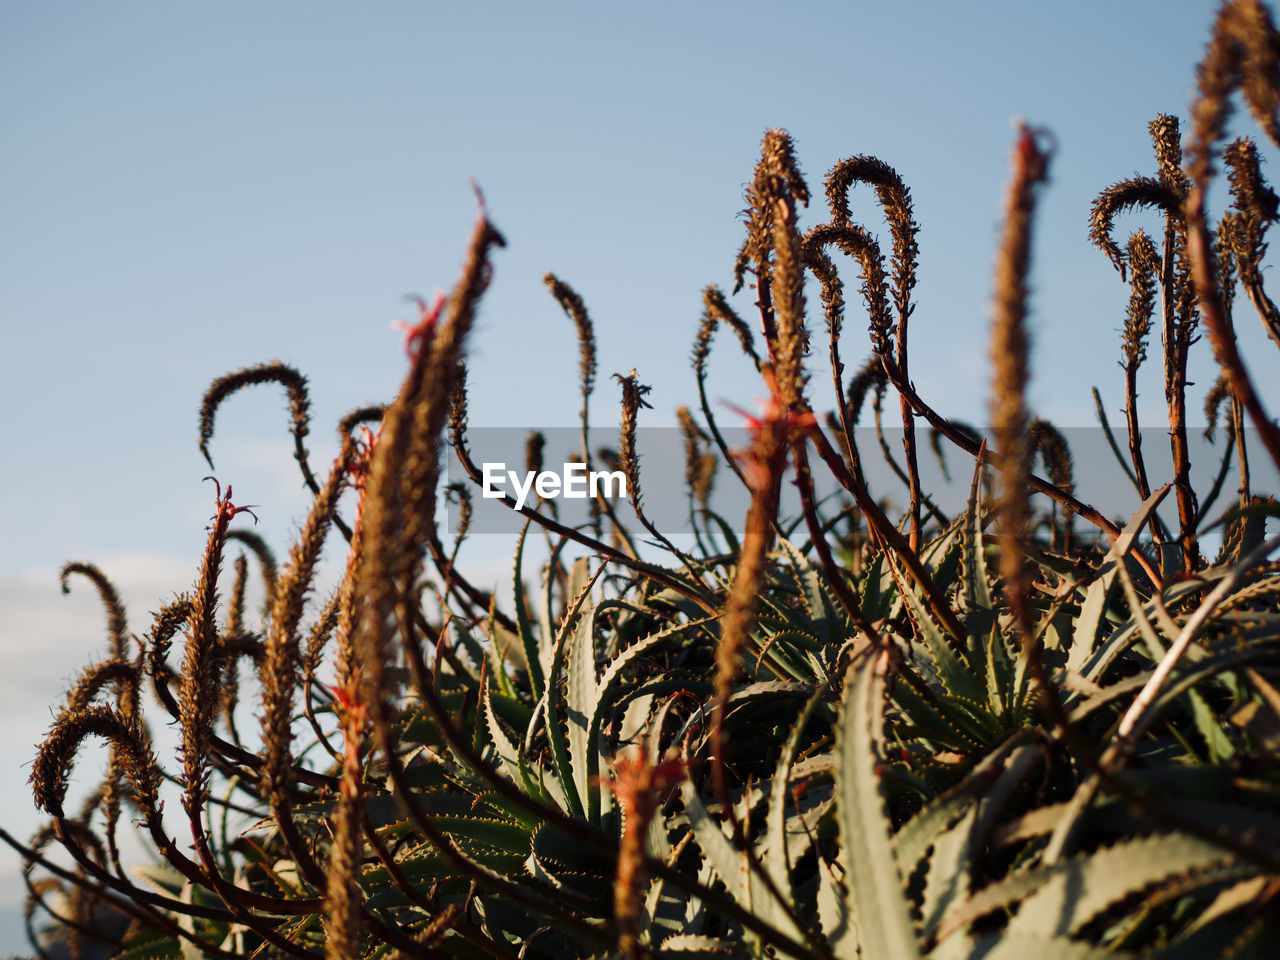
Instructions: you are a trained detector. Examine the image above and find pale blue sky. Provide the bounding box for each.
[1,0,1275,950]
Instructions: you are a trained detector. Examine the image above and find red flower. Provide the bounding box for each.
[604,753,687,822]
[329,682,370,732]
[392,289,446,360]
[203,477,258,529]
[723,368,816,492]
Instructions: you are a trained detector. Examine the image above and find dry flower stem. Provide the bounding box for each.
[989,122,1071,734]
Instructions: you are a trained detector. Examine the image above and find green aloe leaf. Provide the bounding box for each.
[778,537,847,647]
[960,452,996,638]
[661,933,750,956]
[482,674,545,808]
[936,833,1246,945]
[1006,833,1246,940]
[900,576,985,703]
[565,568,602,819]
[116,933,182,960]
[1114,560,1236,763]
[766,684,828,914]
[1068,485,1168,674]
[587,615,713,819]
[893,732,1037,881]
[919,744,1044,940]
[679,780,807,948]
[542,560,606,819]
[511,521,545,699]
[858,548,896,622]
[836,649,923,960]
[935,933,1125,960]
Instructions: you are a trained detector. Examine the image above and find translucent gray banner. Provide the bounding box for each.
[444,427,1277,535]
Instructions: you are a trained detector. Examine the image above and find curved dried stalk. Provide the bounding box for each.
[1025,418,1074,552]
[822,155,923,546]
[199,361,318,493]
[1184,0,1280,475]
[59,563,129,661]
[1090,116,1202,569]
[804,226,890,509]
[692,286,756,492]
[337,404,387,442]
[31,706,160,821]
[54,563,144,878]
[1089,176,1183,278]
[1224,137,1280,350]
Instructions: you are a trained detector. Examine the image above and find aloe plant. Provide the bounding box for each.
[10,2,1280,958]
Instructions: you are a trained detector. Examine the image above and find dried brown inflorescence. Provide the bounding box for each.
[1116,228,1162,513]
[1183,0,1280,473]
[180,481,255,820]
[31,707,160,820]
[544,272,598,407]
[805,223,892,354]
[739,130,811,410]
[1123,230,1161,370]
[677,405,716,513]
[989,122,1054,695]
[1089,176,1183,280]
[200,362,318,495]
[613,369,652,512]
